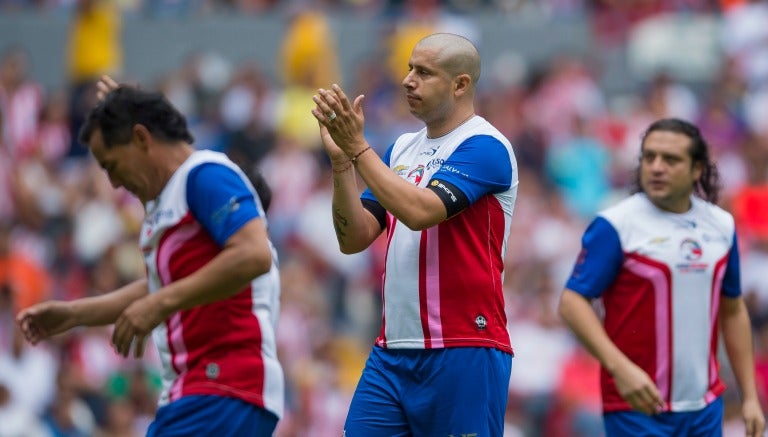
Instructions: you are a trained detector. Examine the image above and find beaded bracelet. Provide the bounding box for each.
[349,146,372,165]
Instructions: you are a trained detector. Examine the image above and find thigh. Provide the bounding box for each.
[406,348,512,437]
[147,395,278,437]
[344,348,411,437]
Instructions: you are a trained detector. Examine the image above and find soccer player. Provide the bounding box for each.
[17,84,284,436]
[558,118,765,437]
[311,33,518,435]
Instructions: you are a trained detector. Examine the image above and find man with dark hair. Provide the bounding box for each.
[558,118,765,437]
[17,83,283,436]
[312,33,518,436]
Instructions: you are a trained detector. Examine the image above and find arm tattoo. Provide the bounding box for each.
[332,206,349,243]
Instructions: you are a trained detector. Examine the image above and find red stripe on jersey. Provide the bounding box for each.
[431,195,511,352]
[707,255,729,400]
[418,229,432,347]
[601,253,672,412]
[375,195,512,353]
[156,213,268,408]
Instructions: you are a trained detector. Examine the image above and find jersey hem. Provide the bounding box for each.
[377,338,513,355]
[171,383,282,419]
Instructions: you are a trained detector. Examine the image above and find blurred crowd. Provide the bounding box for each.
[1,0,768,436]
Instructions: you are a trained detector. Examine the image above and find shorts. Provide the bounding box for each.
[344,346,513,437]
[604,396,723,437]
[147,394,278,437]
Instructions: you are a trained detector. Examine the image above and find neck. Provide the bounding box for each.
[426,111,475,139]
[651,195,692,214]
[143,143,194,203]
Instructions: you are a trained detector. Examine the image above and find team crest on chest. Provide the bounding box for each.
[406,165,425,185]
[676,238,708,272]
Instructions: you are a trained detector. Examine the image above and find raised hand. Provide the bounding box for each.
[96,74,120,101]
[311,84,367,160]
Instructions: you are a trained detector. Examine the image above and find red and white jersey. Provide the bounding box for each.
[363,116,518,353]
[140,150,283,418]
[566,193,741,412]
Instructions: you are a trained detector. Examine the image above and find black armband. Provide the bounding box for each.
[362,199,386,230]
[427,179,469,218]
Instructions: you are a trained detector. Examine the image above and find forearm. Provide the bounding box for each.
[153,242,271,315]
[558,289,631,374]
[331,160,381,253]
[353,150,446,230]
[70,279,148,326]
[721,298,761,403]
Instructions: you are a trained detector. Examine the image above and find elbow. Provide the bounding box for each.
[241,246,274,279]
[338,241,364,255]
[398,215,436,232]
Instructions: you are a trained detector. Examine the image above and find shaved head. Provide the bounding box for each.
[415,33,481,85]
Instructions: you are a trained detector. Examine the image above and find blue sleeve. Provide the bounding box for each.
[186,163,260,247]
[721,231,741,297]
[431,135,513,204]
[565,217,624,298]
[361,143,393,203]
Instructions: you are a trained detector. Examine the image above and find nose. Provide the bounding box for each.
[648,156,666,173]
[402,70,415,89]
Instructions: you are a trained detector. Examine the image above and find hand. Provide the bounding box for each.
[96,74,120,101]
[316,120,349,165]
[311,84,367,158]
[111,294,166,358]
[16,301,77,344]
[742,398,766,437]
[612,360,665,415]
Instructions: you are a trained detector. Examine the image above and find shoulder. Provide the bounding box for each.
[393,129,427,149]
[693,196,735,232]
[598,193,651,225]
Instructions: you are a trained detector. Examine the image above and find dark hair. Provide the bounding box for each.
[247,168,272,213]
[632,118,721,204]
[78,85,194,148]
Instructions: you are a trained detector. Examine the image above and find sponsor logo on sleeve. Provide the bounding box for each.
[430,180,457,202]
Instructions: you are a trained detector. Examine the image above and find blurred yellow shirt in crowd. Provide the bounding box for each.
[280,9,339,90]
[386,23,434,82]
[67,0,122,83]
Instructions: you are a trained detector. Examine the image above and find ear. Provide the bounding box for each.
[454,74,472,96]
[132,124,151,152]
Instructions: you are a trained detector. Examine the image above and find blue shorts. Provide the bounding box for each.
[604,396,723,437]
[147,395,278,437]
[344,346,513,437]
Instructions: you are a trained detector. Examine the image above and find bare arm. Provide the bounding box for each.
[111,218,274,357]
[558,288,664,415]
[352,146,448,231]
[154,218,272,311]
[313,85,449,233]
[720,296,766,437]
[322,124,385,254]
[16,279,148,344]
